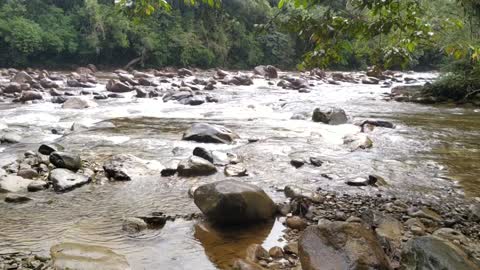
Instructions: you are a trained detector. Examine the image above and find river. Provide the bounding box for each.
[0,70,478,269]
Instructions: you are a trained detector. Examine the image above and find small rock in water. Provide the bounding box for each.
[49,168,91,193]
[269,246,284,259]
[346,177,376,186]
[161,160,179,177]
[1,133,22,144]
[312,107,348,125]
[309,157,323,167]
[27,180,48,192]
[5,194,32,203]
[182,123,239,144]
[17,168,39,179]
[38,143,64,155]
[224,164,248,177]
[62,97,97,109]
[49,151,82,171]
[177,156,217,177]
[290,158,305,168]
[343,133,373,150]
[192,147,214,163]
[286,216,308,230]
[246,244,269,262]
[122,217,148,233]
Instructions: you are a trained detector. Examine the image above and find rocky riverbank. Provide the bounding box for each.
[0,65,478,269]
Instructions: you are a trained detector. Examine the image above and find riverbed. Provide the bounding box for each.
[0,70,479,269]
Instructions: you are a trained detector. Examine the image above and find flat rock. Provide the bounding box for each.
[103,154,163,181]
[0,175,32,193]
[182,123,239,144]
[50,242,130,270]
[49,169,91,193]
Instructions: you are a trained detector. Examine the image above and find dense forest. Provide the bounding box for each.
[0,0,476,72]
[0,0,302,69]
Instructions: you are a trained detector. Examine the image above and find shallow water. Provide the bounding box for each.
[0,71,479,269]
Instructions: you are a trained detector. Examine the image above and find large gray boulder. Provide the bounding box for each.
[49,169,91,192]
[177,156,217,177]
[50,151,82,171]
[50,243,130,270]
[299,222,392,270]
[401,236,480,270]
[312,107,348,125]
[193,180,276,224]
[182,123,238,144]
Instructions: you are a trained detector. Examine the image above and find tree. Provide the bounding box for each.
[277,0,434,69]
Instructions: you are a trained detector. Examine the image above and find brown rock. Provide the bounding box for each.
[286,216,308,231]
[269,246,284,259]
[299,222,392,270]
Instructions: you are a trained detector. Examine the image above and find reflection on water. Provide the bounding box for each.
[0,71,479,269]
[194,219,284,269]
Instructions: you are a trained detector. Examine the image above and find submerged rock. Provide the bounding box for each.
[193,180,276,224]
[401,236,480,270]
[299,222,391,270]
[343,133,373,150]
[103,154,163,181]
[1,132,22,144]
[122,217,148,233]
[50,242,130,270]
[5,193,32,203]
[62,97,98,109]
[177,156,217,177]
[49,169,91,192]
[182,123,239,144]
[312,107,348,125]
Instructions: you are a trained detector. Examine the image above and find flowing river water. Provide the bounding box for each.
[0,71,479,269]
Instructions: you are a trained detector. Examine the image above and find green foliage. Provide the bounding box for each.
[0,0,300,69]
[277,0,435,69]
